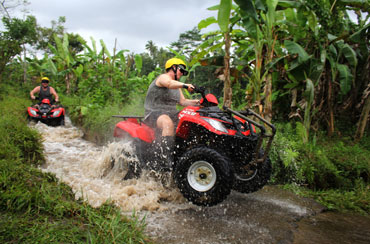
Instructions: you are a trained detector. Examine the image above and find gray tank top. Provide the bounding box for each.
[39,86,52,102]
[144,77,180,117]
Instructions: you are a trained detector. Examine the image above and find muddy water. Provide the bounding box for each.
[32,118,370,244]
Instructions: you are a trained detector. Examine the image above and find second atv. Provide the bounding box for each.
[113,87,275,206]
[27,98,65,126]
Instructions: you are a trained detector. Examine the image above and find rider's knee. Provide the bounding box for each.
[157,115,175,136]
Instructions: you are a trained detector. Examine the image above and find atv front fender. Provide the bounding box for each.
[113,119,155,143]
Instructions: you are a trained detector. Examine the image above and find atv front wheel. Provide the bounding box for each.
[174,147,233,206]
[232,150,271,193]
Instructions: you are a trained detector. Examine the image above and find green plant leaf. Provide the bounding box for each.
[80,106,89,116]
[342,44,357,67]
[74,64,83,77]
[235,0,258,21]
[100,39,111,58]
[349,23,370,42]
[337,64,353,95]
[284,40,309,63]
[198,16,217,30]
[207,4,219,11]
[134,54,142,74]
[47,58,57,76]
[218,0,232,32]
[278,0,302,8]
[283,82,299,89]
[62,33,69,60]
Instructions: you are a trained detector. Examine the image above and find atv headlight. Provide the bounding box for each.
[202,118,229,133]
[53,110,61,117]
[30,109,37,116]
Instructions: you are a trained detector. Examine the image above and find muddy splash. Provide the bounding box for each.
[32,117,183,212]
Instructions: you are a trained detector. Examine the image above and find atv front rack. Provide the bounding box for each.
[223,107,276,166]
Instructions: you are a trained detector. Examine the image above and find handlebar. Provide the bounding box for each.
[191,85,206,97]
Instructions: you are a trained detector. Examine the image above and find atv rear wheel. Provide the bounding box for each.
[232,150,271,193]
[110,135,141,180]
[174,147,233,206]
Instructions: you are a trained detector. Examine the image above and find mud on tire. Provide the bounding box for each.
[174,146,233,206]
[232,150,272,193]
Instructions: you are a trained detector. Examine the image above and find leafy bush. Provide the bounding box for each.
[62,92,146,145]
[270,122,370,190]
[270,123,306,184]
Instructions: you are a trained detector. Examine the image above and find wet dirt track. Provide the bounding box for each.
[144,186,370,244]
[32,118,370,244]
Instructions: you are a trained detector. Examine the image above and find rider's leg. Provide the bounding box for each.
[156,114,175,136]
[156,115,175,171]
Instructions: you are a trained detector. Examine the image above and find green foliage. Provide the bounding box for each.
[284,183,370,215]
[170,27,202,59]
[1,16,37,44]
[270,123,305,184]
[0,92,44,165]
[0,16,37,75]
[62,92,146,145]
[270,122,370,191]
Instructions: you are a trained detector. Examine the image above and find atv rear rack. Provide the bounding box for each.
[223,107,276,166]
[112,115,144,123]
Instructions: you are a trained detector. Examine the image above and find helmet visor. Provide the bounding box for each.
[178,64,188,76]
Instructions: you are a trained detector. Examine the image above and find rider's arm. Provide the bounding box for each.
[157,74,194,91]
[179,90,200,107]
[50,87,59,102]
[30,86,40,99]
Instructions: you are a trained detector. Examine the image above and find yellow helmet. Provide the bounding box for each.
[41,77,50,82]
[165,58,187,70]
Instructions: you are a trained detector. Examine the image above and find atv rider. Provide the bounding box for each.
[30,77,59,107]
[144,58,199,171]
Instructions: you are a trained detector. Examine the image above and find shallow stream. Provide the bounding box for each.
[31,118,370,244]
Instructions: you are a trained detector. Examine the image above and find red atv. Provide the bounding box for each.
[27,98,65,126]
[113,87,275,206]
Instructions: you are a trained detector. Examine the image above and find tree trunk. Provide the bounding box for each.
[263,73,273,122]
[355,93,370,141]
[223,32,232,108]
[65,72,71,94]
[327,76,335,136]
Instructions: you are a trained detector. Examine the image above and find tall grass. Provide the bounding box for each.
[0,86,151,243]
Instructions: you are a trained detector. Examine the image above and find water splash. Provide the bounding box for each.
[32,118,183,212]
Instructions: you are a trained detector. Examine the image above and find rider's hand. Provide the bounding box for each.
[184,84,195,92]
[31,95,35,100]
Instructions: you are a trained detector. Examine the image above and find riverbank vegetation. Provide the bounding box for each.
[1,0,369,242]
[0,86,151,243]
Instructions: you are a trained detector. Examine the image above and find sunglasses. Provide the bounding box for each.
[41,80,49,83]
[178,65,189,76]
